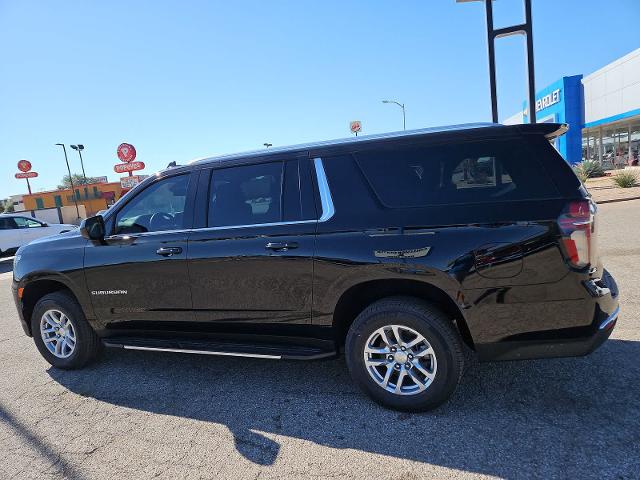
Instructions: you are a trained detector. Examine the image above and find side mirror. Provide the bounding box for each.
[80,215,106,241]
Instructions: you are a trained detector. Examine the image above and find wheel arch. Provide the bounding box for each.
[20,278,81,336]
[331,279,475,350]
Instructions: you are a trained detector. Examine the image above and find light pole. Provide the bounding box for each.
[264,143,273,148]
[70,144,87,183]
[382,100,406,130]
[55,143,80,218]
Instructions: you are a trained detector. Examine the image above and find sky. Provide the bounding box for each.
[1,0,639,196]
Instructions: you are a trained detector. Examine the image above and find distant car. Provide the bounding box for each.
[0,214,76,255]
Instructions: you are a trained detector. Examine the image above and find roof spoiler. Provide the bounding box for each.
[517,122,569,140]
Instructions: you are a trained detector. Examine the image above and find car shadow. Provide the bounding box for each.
[48,339,640,477]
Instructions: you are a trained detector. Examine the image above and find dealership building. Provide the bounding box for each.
[505,48,640,166]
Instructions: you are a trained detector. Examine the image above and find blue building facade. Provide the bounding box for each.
[522,75,584,164]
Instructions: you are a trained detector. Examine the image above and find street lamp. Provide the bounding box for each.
[70,144,87,183]
[382,100,406,130]
[264,143,273,148]
[55,143,80,218]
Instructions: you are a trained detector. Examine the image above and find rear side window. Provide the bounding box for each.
[0,218,17,229]
[208,162,283,227]
[356,138,559,207]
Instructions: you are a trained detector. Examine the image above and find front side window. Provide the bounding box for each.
[114,174,189,234]
[14,217,44,228]
[208,162,283,227]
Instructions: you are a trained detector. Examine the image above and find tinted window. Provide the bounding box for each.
[0,218,18,230]
[115,174,189,234]
[356,139,559,207]
[282,159,317,222]
[208,162,283,227]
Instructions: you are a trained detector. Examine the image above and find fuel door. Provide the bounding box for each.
[474,242,523,279]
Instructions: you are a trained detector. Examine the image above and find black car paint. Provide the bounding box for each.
[12,123,619,361]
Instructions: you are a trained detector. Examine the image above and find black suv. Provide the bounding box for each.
[12,123,619,411]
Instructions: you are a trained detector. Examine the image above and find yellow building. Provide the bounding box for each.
[23,182,125,217]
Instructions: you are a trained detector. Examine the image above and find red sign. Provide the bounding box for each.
[15,171,38,179]
[350,120,362,133]
[117,143,137,163]
[17,160,32,172]
[114,161,145,173]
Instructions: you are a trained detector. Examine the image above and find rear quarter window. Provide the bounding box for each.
[355,138,560,207]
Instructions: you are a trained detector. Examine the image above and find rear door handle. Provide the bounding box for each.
[156,247,183,257]
[265,242,298,251]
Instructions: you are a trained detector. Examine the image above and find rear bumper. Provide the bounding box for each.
[477,269,620,362]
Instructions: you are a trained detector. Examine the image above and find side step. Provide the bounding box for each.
[102,336,337,361]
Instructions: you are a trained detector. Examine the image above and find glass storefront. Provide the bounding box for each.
[582,117,640,167]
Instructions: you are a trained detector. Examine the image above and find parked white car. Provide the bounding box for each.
[0,214,76,254]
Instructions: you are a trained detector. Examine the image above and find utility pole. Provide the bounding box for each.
[55,143,81,218]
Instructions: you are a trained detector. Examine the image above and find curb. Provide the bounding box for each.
[595,195,640,204]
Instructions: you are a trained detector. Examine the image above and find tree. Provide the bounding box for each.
[57,173,104,189]
[4,202,14,213]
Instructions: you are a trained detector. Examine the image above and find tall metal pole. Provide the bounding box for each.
[55,143,80,218]
[382,100,406,130]
[484,0,498,123]
[458,0,536,123]
[77,149,87,183]
[523,0,536,124]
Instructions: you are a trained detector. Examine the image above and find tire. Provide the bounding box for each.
[31,291,101,369]
[345,296,465,412]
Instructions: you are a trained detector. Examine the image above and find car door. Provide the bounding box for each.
[0,217,21,251]
[84,170,197,329]
[187,157,317,332]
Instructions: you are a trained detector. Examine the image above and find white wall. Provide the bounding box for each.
[32,209,63,224]
[60,205,86,224]
[503,111,524,125]
[29,205,86,225]
[583,48,640,124]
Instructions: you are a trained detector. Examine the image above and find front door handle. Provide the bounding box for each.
[156,246,183,257]
[265,242,298,251]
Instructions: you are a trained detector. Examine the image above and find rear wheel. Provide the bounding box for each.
[31,291,101,369]
[345,296,465,412]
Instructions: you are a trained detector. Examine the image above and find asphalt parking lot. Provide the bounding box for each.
[0,200,638,480]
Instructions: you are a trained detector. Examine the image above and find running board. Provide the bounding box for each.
[102,336,337,361]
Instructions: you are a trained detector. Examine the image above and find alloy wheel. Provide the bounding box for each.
[363,324,437,395]
[40,309,76,359]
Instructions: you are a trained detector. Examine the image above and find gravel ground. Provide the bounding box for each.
[0,200,638,479]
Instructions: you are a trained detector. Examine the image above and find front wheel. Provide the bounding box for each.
[345,297,465,412]
[31,291,101,369]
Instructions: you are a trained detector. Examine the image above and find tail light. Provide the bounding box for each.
[558,200,595,268]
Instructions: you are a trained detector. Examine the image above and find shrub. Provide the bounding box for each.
[573,160,605,182]
[612,171,638,188]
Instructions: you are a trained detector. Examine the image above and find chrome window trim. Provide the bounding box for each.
[193,219,317,233]
[313,157,335,222]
